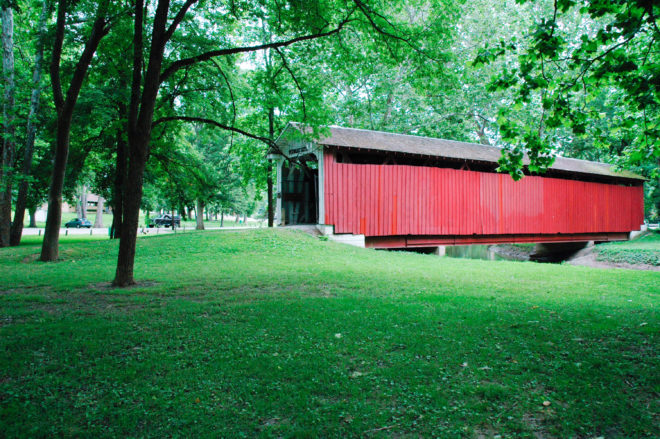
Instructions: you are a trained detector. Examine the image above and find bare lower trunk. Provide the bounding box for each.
[195,199,204,230]
[80,186,88,219]
[0,6,16,247]
[75,196,83,218]
[267,109,275,228]
[94,196,104,228]
[267,160,274,227]
[9,0,47,247]
[28,208,36,228]
[111,127,127,239]
[113,135,148,286]
[40,117,71,261]
[220,210,224,227]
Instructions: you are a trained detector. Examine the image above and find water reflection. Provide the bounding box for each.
[445,245,527,261]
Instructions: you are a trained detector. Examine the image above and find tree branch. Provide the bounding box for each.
[49,0,66,111]
[164,0,197,41]
[151,116,311,173]
[273,47,306,118]
[61,1,109,115]
[153,116,275,147]
[209,59,237,147]
[159,11,356,83]
[129,0,144,132]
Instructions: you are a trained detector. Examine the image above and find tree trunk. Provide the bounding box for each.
[10,0,48,247]
[76,192,83,218]
[267,160,274,227]
[0,6,16,247]
[220,210,224,227]
[40,0,109,261]
[80,186,88,219]
[267,108,275,227]
[40,114,74,261]
[94,196,104,228]
[113,133,149,286]
[28,207,36,228]
[113,0,170,286]
[111,124,128,239]
[195,199,204,230]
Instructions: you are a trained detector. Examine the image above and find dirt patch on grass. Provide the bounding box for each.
[522,413,553,439]
[21,253,40,263]
[87,280,161,291]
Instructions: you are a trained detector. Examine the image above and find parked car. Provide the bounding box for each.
[65,218,92,228]
[148,214,181,228]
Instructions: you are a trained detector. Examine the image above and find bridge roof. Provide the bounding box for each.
[280,123,645,182]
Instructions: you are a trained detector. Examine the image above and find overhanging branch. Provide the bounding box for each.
[159,11,356,83]
[152,116,313,174]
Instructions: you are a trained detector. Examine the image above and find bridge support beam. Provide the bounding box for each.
[365,233,628,249]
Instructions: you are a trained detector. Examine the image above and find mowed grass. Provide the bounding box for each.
[0,230,658,438]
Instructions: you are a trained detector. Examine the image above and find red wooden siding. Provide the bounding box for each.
[323,151,644,237]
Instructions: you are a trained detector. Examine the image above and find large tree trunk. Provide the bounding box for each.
[94,196,104,228]
[113,0,168,286]
[10,0,48,246]
[40,114,73,261]
[0,6,16,247]
[40,0,108,261]
[113,134,149,286]
[195,199,204,230]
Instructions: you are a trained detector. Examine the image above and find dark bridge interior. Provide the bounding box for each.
[281,161,318,225]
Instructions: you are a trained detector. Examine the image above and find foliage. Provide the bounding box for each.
[0,230,658,437]
[595,231,660,266]
[475,0,660,181]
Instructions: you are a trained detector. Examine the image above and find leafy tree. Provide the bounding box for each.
[113,0,444,286]
[475,0,659,181]
[40,0,116,261]
[9,0,48,246]
[1,0,17,246]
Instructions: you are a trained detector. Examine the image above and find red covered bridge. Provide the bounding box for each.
[273,123,644,249]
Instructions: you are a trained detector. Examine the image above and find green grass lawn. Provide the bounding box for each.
[595,231,660,266]
[0,230,658,438]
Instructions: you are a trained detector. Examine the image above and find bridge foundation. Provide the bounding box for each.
[531,241,593,262]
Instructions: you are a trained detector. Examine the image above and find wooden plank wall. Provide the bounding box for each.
[323,151,644,237]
